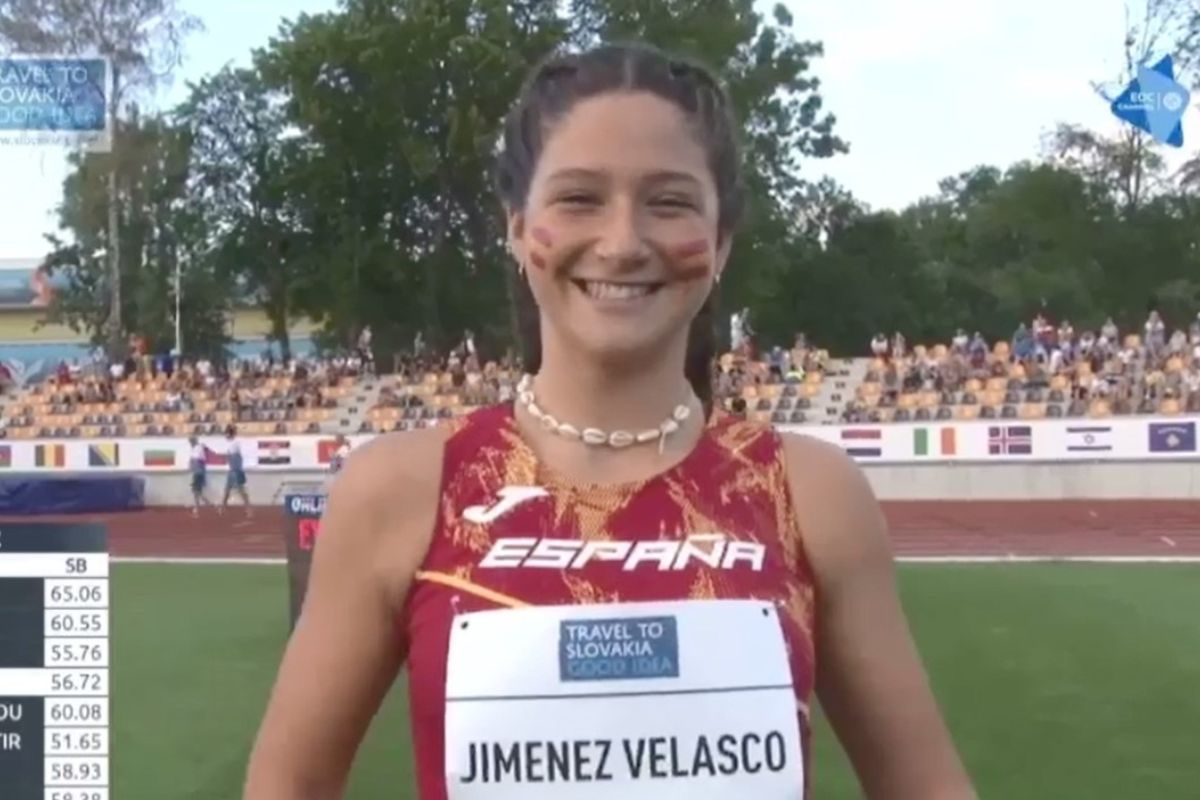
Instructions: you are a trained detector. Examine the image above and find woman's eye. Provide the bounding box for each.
[652,196,694,209]
[558,193,598,205]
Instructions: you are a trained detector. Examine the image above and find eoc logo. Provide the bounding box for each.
[559,616,679,681]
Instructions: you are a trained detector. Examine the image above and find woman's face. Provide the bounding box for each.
[509,90,729,367]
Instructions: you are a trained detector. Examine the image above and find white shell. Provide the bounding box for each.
[581,428,608,445]
[515,372,691,450]
[609,430,635,448]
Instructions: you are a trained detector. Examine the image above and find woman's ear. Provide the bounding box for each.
[714,233,733,284]
[507,207,527,266]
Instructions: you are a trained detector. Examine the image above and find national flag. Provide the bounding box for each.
[316,438,339,464]
[258,440,292,466]
[142,448,176,468]
[203,446,228,467]
[1066,425,1113,453]
[988,425,1032,456]
[1148,421,1196,453]
[913,427,956,456]
[840,428,882,458]
[0,445,11,468]
[35,443,66,467]
[87,442,119,467]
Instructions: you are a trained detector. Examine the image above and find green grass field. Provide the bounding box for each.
[109,563,1200,799]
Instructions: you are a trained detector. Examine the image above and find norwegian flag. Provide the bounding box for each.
[988,425,1032,455]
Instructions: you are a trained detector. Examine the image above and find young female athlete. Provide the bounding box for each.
[243,43,976,800]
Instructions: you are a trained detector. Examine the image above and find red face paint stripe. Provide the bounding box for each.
[530,227,554,247]
[672,239,708,260]
[529,251,547,270]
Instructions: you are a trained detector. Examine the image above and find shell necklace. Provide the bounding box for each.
[516,374,693,454]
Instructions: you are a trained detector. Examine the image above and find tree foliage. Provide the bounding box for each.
[35,0,1200,366]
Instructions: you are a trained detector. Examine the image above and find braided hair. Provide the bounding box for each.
[493,42,746,417]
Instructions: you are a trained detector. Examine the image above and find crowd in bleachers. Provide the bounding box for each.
[4,309,1198,439]
[845,311,1200,423]
[362,332,832,432]
[0,348,366,440]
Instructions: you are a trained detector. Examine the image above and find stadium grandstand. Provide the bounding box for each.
[4,283,1198,440]
[359,309,1200,433]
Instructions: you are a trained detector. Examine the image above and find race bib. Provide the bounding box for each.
[444,599,805,799]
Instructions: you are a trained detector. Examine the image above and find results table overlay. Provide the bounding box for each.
[0,523,108,800]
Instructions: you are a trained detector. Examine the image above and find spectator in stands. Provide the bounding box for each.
[870,332,888,359]
[1145,310,1166,358]
[1011,322,1034,361]
[1100,316,1119,346]
[1168,327,1188,356]
[950,328,968,354]
[1057,318,1074,347]
[891,331,906,362]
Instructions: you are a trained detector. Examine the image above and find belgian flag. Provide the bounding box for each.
[35,444,66,468]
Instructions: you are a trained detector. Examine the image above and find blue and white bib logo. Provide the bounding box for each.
[559,615,679,682]
[1110,54,1190,147]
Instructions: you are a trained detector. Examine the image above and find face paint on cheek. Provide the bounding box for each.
[668,238,713,281]
[528,226,554,270]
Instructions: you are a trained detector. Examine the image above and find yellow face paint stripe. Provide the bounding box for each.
[414,570,531,609]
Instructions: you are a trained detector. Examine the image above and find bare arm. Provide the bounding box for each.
[242,427,446,799]
[783,434,976,799]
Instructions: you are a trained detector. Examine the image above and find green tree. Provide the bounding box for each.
[244,0,845,361]
[175,66,305,359]
[41,112,232,359]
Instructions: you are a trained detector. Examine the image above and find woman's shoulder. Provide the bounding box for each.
[324,404,510,530]
[775,429,890,578]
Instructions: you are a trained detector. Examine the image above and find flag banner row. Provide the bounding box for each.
[797,417,1197,463]
[0,434,368,472]
[0,417,1193,471]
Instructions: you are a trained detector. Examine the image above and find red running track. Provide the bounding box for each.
[4,501,1199,559]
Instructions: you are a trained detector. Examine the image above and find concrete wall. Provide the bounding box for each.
[861,460,1200,500]
[143,460,1200,505]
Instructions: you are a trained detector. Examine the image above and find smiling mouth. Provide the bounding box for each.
[571,279,666,300]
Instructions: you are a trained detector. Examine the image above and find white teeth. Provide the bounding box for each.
[583,281,654,300]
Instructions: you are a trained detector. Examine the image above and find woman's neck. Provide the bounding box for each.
[513,337,706,484]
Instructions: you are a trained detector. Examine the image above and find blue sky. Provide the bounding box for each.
[0,0,1193,260]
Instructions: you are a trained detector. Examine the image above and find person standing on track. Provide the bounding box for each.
[188,435,212,517]
[244,42,976,800]
[328,434,351,476]
[221,424,252,517]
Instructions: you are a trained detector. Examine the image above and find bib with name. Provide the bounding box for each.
[444,599,805,799]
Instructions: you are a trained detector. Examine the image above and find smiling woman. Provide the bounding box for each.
[243,42,976,800]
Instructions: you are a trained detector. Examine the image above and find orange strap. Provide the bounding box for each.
[414,570,530,609]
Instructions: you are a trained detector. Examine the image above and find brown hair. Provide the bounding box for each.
[493,42,746,415]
